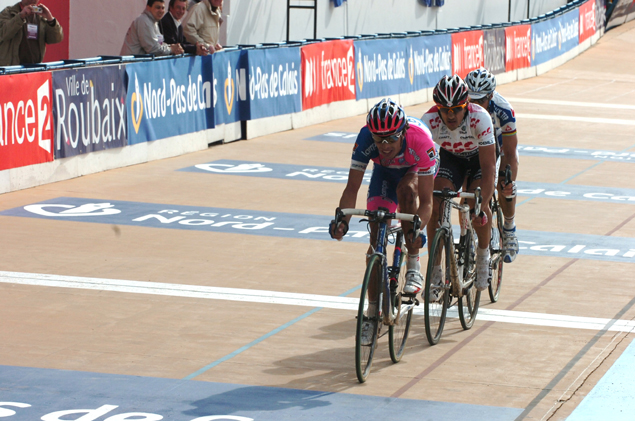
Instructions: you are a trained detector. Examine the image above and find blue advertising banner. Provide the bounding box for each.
[247,47,302,120]
[407,34,452,91]
[125,56,214,145]
[212,49,248,125]
[531,15,562,66]
[52,66,127,158]
[559,9,580,55]
[354,38,411,99]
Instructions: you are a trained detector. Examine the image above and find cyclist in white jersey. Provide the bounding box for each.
[421,75,497,292]
[466,68,519,263]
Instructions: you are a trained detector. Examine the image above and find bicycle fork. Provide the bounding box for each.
[442,203,469,299]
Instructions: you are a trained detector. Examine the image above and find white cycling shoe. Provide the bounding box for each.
[404,269,423,295]
[503,226,519,263]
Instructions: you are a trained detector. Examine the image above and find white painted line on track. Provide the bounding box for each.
[506,98,635,110]
[516,114,635,126]
[2,271,635,334]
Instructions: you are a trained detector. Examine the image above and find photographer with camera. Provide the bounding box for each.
[0,0,63,66]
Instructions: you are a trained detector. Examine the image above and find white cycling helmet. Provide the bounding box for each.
[465,68,497,100]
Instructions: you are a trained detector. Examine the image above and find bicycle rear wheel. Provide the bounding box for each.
[458,228,481,330]
[389,242,413,363]
[489,197,504,303]
[355,254,382,383]
[424,228,450,346]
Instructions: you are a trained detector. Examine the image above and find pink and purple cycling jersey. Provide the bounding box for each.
[350,116,437,176]
[421,103,495,158]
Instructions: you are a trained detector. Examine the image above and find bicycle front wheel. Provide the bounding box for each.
[355,254,382,383]
[424,228,450,346]
[489,197,504,303]
[458,228,481,330]
[389,243,413,363]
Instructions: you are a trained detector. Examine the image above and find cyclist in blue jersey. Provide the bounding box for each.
[330,98,437,345]
[466,68,519,263]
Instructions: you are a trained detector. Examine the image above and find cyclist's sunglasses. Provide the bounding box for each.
[470,95,490,105]
[438,103,467,113]
[372,131,402,144]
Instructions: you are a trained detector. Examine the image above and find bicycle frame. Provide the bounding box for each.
[434,188,481,298]
[338,208,420,326]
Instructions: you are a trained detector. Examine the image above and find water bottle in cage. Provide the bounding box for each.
[459,208,469,236]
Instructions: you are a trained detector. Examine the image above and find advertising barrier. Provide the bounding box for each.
[301,40,355,110]
[0,72,54,171]
[408,34,452,91]
[484,28,506,74]
[606,0,635,30]
[532,10,579,66]
[559,9,581,54]
[52,66,127,158]
[451,30,484,79]
[579,0,597,43]
[247,47,302,119]
[212,49,248,125]
[505,25,532,71]
[354,38,410,99]
[531,15,562,66]
[125,56,214,145]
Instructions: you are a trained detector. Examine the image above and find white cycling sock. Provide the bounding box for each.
[407,253,421,272]
[477,245,490,260]
[504,215,515,230]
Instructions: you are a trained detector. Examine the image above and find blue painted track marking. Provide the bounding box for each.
[566,339,635,421]
[0,365,523,421]
[1,197,634,263]
[180,160,635,204]
[304,132,635,163]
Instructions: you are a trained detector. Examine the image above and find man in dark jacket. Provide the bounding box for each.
[160,0,208,55]
[0,0,63,66]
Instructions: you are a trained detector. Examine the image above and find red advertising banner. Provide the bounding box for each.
[505,25,532,71]
[301,39,356,110]
[451,31,484,79]
[579,0,597,43]
[0,72,55,171]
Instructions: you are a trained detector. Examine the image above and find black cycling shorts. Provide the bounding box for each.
[436,148,482,191]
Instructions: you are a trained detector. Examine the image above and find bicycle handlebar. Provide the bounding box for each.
[433,187,482,217]
[337,208,420,224]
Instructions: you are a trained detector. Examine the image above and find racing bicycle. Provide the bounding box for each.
[332,207,421,383]
[488,164,512,303]
[423,187,483,346]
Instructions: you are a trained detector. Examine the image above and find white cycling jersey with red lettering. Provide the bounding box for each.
[421,103,495,158]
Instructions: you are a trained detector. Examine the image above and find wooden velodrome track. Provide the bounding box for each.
[1,21,634,421]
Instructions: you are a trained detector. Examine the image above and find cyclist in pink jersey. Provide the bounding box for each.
[330,98,437,344]
[421,75,497,293]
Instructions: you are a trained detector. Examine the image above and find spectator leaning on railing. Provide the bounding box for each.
[0,0,63,66]
[182,0,222,54]
[160,0,208,56]
[121,0,184,56]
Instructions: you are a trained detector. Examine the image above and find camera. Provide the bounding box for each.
[32,6,42,13]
